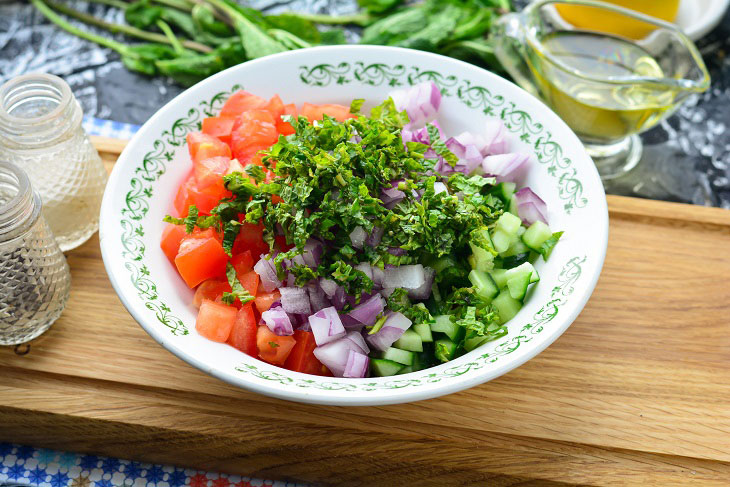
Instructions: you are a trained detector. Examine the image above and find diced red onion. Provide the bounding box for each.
[254,255,282,292]
[343,350,369,378]
[380,181,405,205]
[387,247,407,256]
[482,153,530,183]
[366,312,412,351]
[313,336,365,377]
[383,264,425,290]
[366,226,383,247]
[279,286,311,315]
[308,306,345,346]
[302,239,323,268]
[347,294,384,326]
[286,273,296,287]
[340,314,364,330]
[453,131,489,157]
[446,137,483,175]
[408,266,435,300]
[349,226,367,249]
[484,119,508,155]
[515,187,548,225]
[319,278,338,298]
[390,81,441,129]
[371,266,384,288]
[433,182,448,195]
[380,287,395,298]
[308,284,331,312]
[345,330,370,354]
[261,306,293,336]
[331,286,347,310]
[354,262,373,280]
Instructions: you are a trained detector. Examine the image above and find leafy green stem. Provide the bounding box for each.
[44,0,212,53]
[84,0,129,9]
[156,19,186,54]
[285,11,373,26]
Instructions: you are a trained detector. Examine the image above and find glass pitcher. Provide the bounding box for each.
[492,0,710,180]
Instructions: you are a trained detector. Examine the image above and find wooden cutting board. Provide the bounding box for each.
[1,137,729,487]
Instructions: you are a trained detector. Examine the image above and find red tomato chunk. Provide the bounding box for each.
[196,299,237,343]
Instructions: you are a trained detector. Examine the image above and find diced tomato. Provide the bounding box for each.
[192,227,222,242]
[231,250,254,276]
[256,325,296,365]
[186,132,231,165]
[300,103,355,123]
[238,270,259,297]
[230,110,278,163]
[226,158,245,175]
[232,222,269,258]
[196,299,237,342]
[220,90,267,118]
[160,223,187,263]
[174,235,228,288]
[277,103,297,135]
[193,155,230,189]
[284,330,329,375]
[274,234,294,252]
[193,278,231,308]
[254,289,281,313]
[228,302,257,356]
[174,175,196,217]
[202,116,235,144]
[263,95,285,123]
[190,183,230,215]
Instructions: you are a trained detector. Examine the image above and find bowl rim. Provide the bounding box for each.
[100,45,608,405]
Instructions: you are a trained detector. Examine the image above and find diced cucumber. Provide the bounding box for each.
[505,261,539,283]
[522,221,553,252]
[393,329,423,352]
[508,195,519,216]
[491,229,513,253]
[397,365,413,375]
[501,238,530,257]
[492,182,516,203]
[492,290,522,324]
[507,271,531,300]
[468,269,499,301]
[496,212,522,235]
[371,358,404,377]
[469,242,495,272]
[434,338,458,362]
[413,322,433,343]
[431,315,465,342]
[380,347,415,366]
[500,253,530,268]
[490,268,508,288]
[464,335,491,352]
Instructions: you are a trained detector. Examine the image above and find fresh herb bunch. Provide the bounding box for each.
[32,0,512,86]
[167,97,512,350]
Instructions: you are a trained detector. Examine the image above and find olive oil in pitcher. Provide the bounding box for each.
[526,31,675,142]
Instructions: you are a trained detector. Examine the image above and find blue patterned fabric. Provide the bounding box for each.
[0,443,310,487]
[82,116,140,139]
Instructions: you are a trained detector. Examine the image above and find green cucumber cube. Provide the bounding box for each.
[381,347,415,366]
[507,272,531,300]
[522,221,553,252]
[413,322,433,343]
[492,290,522,324]
[371,358,404,377]
[434,338,458,362]
[393,329,423,352]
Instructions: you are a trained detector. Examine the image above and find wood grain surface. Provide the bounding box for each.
[0,142,728,487]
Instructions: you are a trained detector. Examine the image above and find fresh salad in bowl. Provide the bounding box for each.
[160,81,562,379]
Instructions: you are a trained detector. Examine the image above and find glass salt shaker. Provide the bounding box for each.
[0,160,71,345]
[0,73,108,252]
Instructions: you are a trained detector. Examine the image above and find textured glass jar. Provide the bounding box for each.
[0,160,71,345]
[0,73,108,252]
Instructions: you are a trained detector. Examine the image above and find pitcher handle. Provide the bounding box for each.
[492,13,540,98]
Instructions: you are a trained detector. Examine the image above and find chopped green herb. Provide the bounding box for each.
[221,262,255,305]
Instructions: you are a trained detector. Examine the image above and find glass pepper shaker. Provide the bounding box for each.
[0,73,108,252]
[0,160,71,345]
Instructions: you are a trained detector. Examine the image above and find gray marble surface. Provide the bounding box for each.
[2,0,729,207]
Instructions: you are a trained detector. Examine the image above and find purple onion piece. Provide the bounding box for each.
[365,312,412,351]
[389,81,441,129]
[484,118,508,155]
[345,330,370,354]
[261,306,293,336]
[313,337,362,377]
[254,255,282,292]
[343,350,369,378]
[366,226,384,247]
[383,264,425,290]
[347,294,385,326]
[308,306,345,346]
[387,247,407,256]
[279,286,312,315]
[349,226,367,249]
[515,187,548,225]
[482,153,530,184]
[302,239,323,268]
[319,278,338,298]
[408,267,435,300]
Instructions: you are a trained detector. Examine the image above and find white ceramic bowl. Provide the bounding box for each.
[100,46,608,406]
